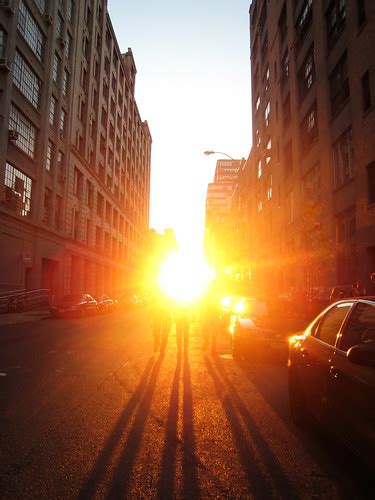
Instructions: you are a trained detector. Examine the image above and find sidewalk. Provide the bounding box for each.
[0,308,51,328]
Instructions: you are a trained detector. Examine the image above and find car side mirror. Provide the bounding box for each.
[347,341,375,367]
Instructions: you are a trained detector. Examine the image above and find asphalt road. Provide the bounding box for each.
[0,308,374,499]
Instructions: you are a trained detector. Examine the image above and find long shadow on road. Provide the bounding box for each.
[105,354,164,497]
[79,356,157,499]
[206,355,298,499]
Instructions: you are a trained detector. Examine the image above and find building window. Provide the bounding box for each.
[265,137,272,164]
[17,0,44,62]
[95,226,102,249]
[49,95,57,126]
[60,109,66,136]
[298,45,315,104]
[0,28,6,59]
[302,163,321,201]
[46,140,54,172]
[284,140,293,177]
[280,50,289,88]
[295,0,313,53]
[257,159,262,178]
[43,188,51,224]
[263,66,270,93]
[264,101,271,127]
[87,180,93,208]
[329,52,349,118]
[326,0,346,50]
[106,201,112,223]
[255,95,261,111]
[361,71,372,113]
[52,53,60,83]
[62,69,69,97]
[333,128,354,189]
[367,162,375,205]
[266,175,273,200]
[67,0,74,23]
[300,101,318,153]
[357,0,366,28]
[57,150,64,176]
[13,51,41,109]
[9,104,36,158]
[97,193,104,216]
[64,34,71,58]
[34,0,46,14]
[256,192,262,212]
[4,162,32,217]
[56,13,63,39]
[73,167,83,197]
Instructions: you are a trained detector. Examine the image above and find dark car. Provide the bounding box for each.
[97,294,115,313]
[50,293,98,318]
[230,297,304,360]
[288,298,375,467]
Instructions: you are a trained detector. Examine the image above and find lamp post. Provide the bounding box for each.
[204,150,237,162]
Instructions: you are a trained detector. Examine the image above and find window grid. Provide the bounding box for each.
[4,162,32,216]
[52,53,60,82]
[0,28,6,59]
[62,69,69,96]
[13,51,41,108]
[49,95,57,126]
[9,104,36,158]
[18,0,44,62]
[34,0,45,14]
[46,140,54,172]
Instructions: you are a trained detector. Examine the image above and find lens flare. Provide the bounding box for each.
[157,250,214,304]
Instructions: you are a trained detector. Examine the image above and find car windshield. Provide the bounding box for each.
[242,299,268,317]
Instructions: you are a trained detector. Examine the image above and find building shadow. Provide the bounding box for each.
[156,352,182,499]
[79,357,155,499]
[105,354,165,497]
[182,350,200,498]
[205,355,297,498]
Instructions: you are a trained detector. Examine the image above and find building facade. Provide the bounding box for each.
[0,0,151,299]
[248,0,375,294]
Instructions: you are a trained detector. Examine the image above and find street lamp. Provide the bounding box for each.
[204,150,237,161]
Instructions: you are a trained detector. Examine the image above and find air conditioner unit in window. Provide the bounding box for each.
[0,58,11,71]
[57,38,66,48]
[2,0,15,14]
[44,14,52,25]
[8,129,19,142]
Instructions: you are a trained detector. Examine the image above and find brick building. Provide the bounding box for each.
[0,0,151,299]
[248,0,375,294]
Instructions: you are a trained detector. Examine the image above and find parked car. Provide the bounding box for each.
[229,297,304,360]
[50,293,98,318]
[97,294,116,313]
[288,297,375,467]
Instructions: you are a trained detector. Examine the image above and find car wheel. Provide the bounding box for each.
[289,371,309,427]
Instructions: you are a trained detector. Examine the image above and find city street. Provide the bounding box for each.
[0,308,373,498]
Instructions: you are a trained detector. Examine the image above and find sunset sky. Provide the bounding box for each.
[107,0,252,249]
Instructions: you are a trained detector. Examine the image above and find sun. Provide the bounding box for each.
[157,250,214,305]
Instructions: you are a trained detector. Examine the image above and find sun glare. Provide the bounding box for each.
[157,250,214,305]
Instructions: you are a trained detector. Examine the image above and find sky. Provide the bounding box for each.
[107,0,253,250]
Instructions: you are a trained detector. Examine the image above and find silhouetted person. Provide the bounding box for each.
[201,290,221,355]
[149,290,172,354]
[175,303,191,351]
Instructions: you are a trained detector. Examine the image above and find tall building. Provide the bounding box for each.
[0,0,152,299]
[205,158,242,270]
[248,0,375,293]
